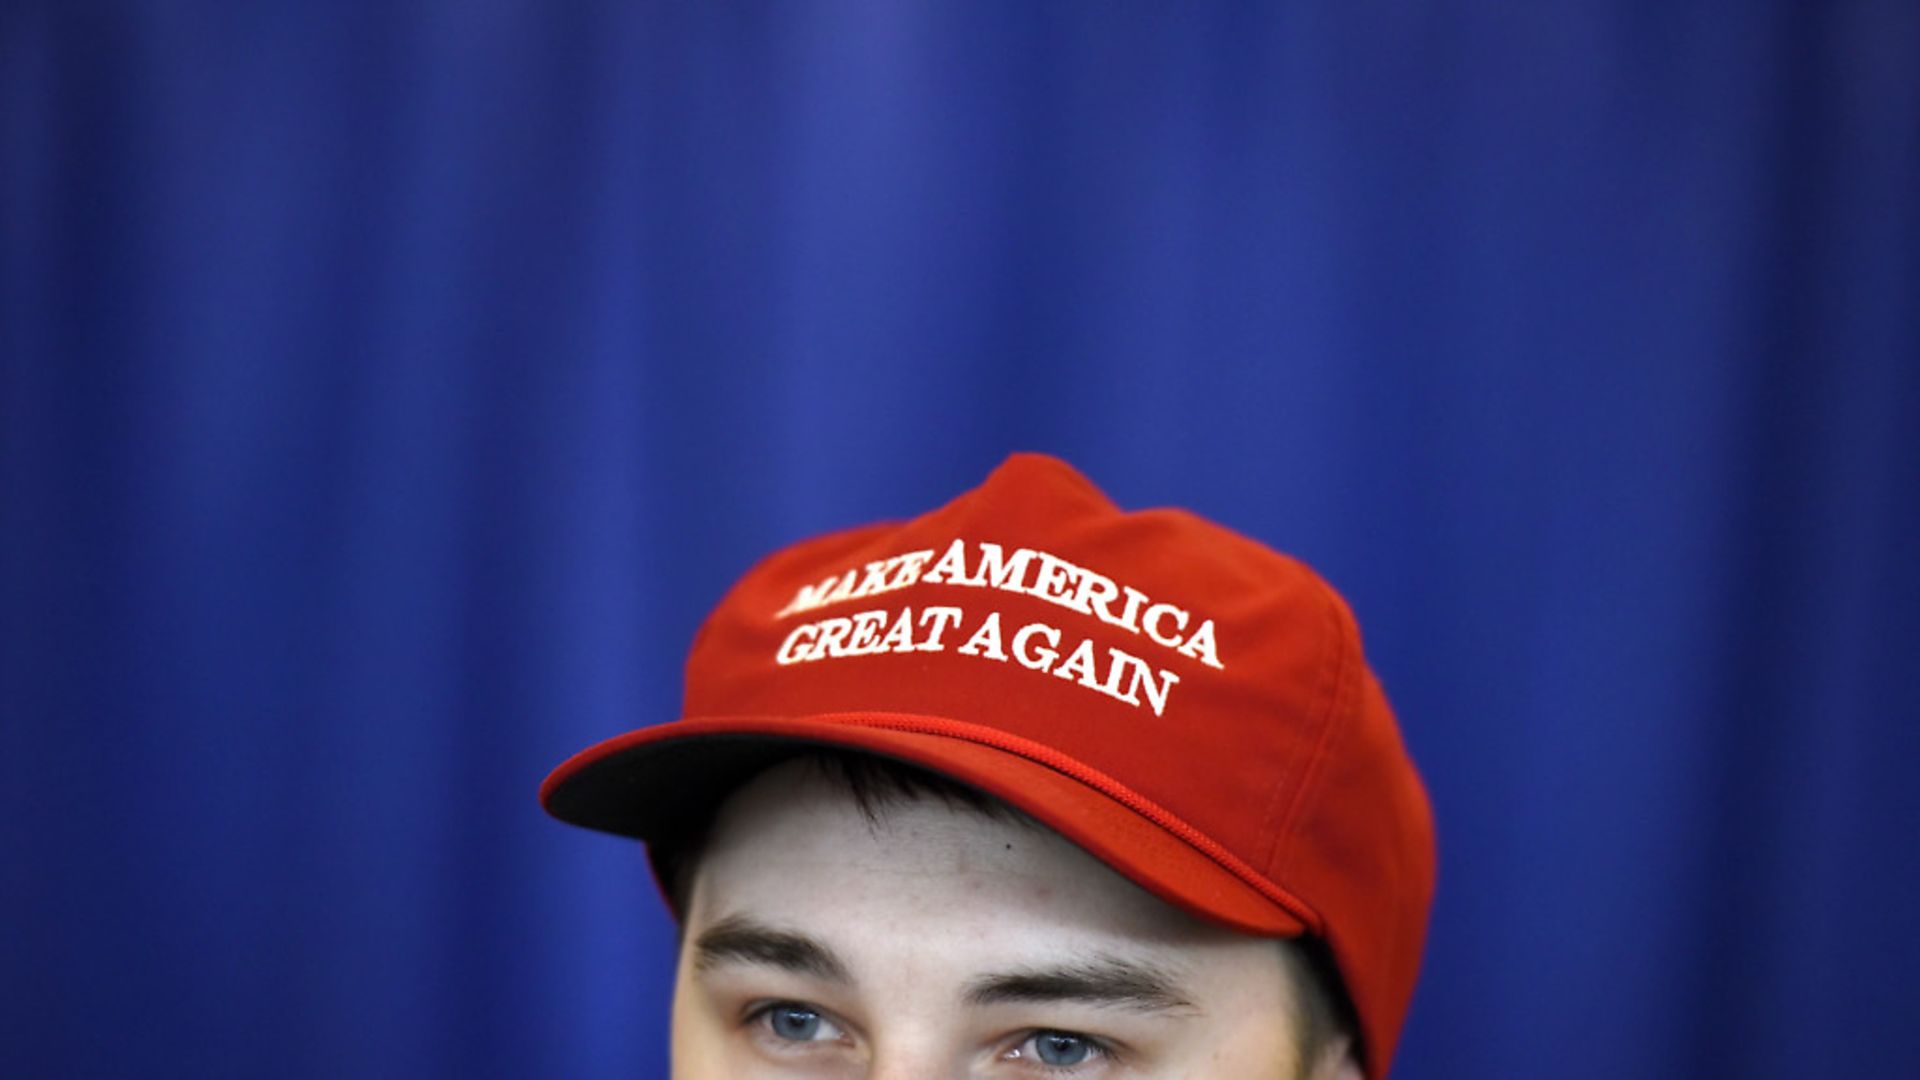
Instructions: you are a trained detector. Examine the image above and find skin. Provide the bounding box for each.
[670,759,1363,1079]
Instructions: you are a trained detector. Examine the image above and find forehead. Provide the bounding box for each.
[686,758,1251,959]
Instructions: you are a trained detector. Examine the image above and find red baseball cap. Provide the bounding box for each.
[542,452,1436,1076]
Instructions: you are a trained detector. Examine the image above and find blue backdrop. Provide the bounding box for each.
[4,3,1917,1077]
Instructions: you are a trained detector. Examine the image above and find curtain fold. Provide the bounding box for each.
[3,3,1915,1076]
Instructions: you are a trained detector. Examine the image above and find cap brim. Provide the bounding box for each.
[540,713,1313,938]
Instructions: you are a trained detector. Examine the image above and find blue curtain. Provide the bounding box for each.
[4,3,1916,1077]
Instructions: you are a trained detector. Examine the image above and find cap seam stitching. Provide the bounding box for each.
[1260,581,1354,874]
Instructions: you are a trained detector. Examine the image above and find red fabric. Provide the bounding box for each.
[542,452,1436,1076]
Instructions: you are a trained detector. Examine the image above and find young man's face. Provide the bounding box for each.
[669,760,1361,1079]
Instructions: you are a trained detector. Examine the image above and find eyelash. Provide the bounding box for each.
[742,1000,851,1049]
[1001,1028,1120,1074]
[739,1000,1120,1073]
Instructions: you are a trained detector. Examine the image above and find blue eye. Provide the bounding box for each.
[767,1005,823,1041]
[1031,1030,1093,1066]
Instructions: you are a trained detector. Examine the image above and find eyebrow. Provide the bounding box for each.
[962,955,1199,1016]
[691,917,1197,1017]
[691,915,854,984]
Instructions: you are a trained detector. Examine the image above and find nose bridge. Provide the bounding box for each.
[864,1025,970,1080]
[866,1054,963,1080]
